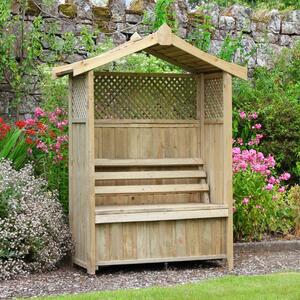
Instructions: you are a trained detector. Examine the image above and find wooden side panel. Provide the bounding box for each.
[70,123,89,266]
[69,72,95,273]
[203,123,224,204]
[95,219,226,264]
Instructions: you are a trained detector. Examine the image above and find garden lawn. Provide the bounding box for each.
[38,272,300,300]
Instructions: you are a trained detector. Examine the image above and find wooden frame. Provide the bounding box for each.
[54,25,247,274]
[53,25,247,80]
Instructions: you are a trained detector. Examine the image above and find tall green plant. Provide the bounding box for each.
[152,0,176,31]
[233,42,300,183]
[0,128,29,170]
[187,16,214,52]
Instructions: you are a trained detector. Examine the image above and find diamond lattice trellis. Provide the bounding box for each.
[72,76,87,120]
[204,78,223,120]
[94,73,197,119]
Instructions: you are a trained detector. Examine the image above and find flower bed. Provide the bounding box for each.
[233,112,295,241]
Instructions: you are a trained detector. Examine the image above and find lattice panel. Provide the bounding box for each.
[72,76,87,120]
[204,78,223,120]
[94,73,197,119]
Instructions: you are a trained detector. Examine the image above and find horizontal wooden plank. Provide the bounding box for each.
[96,254,227,266]
[95,183,209,195]
[95,158,203,167]
[95,209,228,223]
[95,170,206,180]
[94,71,195,78]
[94,119,200,124]
[95,203,228,215]
[94,123,200,128]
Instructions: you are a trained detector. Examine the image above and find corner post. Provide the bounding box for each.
[223,72,233,270]
[68,75,74,245]
[86,70,96,274]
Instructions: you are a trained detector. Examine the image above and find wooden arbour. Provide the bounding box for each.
[53,24,247,274]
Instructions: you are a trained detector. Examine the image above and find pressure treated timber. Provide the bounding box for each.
[96,255,227,266]
[95,183,209,195]
[96,203,227,214]
[95,158,203,167]
[95,218,227,263]
[53,25,247,79]
[95,170,206,180]
[223,72,234,271]
[58,24,243,273]
[95,208,228,223]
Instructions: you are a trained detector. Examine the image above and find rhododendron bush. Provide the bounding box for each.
[0,159,72,280]
[0,107,69,211]
[233,112,294,241]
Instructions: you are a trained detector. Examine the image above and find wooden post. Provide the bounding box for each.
[196,74,209,203]
[68,75,74,246]
[223,72,233,270]
[86,70,96,274]
[69,71,96,274]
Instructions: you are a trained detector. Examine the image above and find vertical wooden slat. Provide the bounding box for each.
[223,72,233,270]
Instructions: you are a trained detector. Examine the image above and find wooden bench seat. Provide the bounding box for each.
[95,158,203,167]
[95,203,228,224]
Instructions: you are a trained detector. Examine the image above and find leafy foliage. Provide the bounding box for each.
[288,185,300,236]
[186,16,214,52]
[152,0,176,31]
[0,127,30,170]
[233,43,300,183]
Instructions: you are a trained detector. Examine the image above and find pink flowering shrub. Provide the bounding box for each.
[0,159,72,280]
[24,107,68,212]
[233,112,294,241]
[14,107,69,211]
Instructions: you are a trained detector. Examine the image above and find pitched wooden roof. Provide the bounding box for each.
[52,24,247,80]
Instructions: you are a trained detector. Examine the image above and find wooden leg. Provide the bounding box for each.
[87,264,96,275]
[227,256,233,271]
[226,215,234,271]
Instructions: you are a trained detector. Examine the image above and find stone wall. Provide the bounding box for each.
[2,0,300,118]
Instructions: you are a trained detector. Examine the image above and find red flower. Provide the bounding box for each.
[37,122,47,131]
[0,122,10,140]
[25,137,34,145]
[49,130,56,138]
[15,120,27,129]
[25,129,36,136]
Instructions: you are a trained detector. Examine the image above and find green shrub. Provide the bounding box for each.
[287,185,300,236]
[233,169,294,241]
[0,159,72,280]
[233,43,300,184]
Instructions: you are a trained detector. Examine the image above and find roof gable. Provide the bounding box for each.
[52,24,247,80]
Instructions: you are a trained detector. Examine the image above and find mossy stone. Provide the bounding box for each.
[129,0,155,14]
[25,0,40,16]
[58,3,77,19]
[92,6,111,22]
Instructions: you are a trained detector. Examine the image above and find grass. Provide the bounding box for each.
[38,272,300,300]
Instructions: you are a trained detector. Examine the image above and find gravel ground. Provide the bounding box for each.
[1,245,300,299]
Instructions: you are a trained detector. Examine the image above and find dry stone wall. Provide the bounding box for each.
[2,0,300,117]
